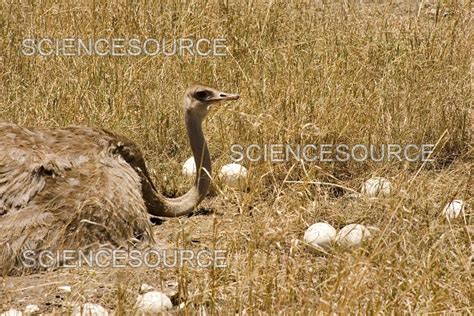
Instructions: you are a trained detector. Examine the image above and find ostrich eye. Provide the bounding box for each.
[195,90,210,101]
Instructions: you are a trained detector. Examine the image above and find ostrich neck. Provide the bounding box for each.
[144,110,211,217]
[186,113,212,196]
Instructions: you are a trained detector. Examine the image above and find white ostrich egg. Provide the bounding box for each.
[24,304,40,314]
[139,283,155,294]
[182,157,196,177]
[135,291,173,314]
[72,303,108,316]
[336,224,371,247]
[303,222,337,248]
[0,309,23,316]
[442,199,465,220]
[218,163,248,189]
[362,177,391,197]
[58,285,72,293]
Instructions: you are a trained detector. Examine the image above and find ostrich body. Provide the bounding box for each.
[0,85,239,272]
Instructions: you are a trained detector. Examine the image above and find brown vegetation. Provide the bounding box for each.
[0,0,472,314]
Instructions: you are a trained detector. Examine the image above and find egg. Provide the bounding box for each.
[0,309,23,316]
[336,224,372,247]
[72,303,108,316]
[135,291,173,314]
[182,157,196,177]
[24,305,39,315]
[442,199,465,220]
[218,163,248,189]
[58,285,72,293]
[362,177,391,197]
[303,222,337,249]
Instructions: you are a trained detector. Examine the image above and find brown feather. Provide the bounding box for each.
[0,122,154,274]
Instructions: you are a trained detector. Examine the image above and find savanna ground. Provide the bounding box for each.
[0,0,472,314]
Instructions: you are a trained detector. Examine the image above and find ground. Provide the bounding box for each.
[0,0,472,314]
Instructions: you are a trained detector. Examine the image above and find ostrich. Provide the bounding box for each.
[0,84,239,272]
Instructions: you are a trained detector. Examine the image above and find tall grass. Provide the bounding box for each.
[0,0,472,314]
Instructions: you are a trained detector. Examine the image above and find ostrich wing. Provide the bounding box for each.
[0,123,75,214]
[0,123,153,273]
[0,122,155,214]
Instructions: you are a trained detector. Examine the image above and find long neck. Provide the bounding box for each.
[143,110,211,217]
[186,112,212,197]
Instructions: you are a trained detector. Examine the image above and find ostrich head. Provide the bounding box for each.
[184,85,240,120]
[142,84,239,217]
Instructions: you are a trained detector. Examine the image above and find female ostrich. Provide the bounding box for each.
[0,85,239,272]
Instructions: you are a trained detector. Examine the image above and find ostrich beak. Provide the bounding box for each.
[212,91,240,102]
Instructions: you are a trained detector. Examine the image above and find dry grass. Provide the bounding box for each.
[0,0,472,314]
